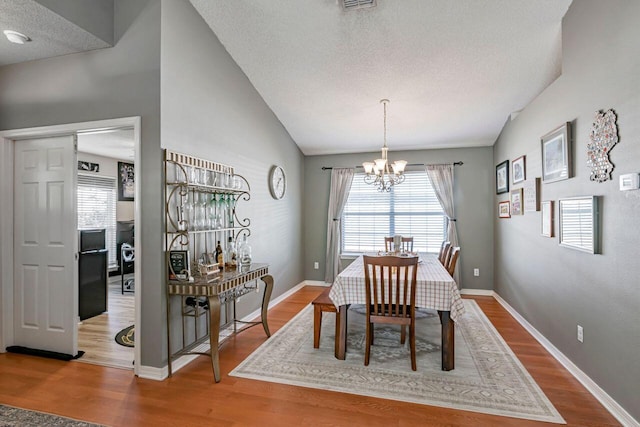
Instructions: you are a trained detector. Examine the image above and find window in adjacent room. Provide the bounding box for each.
[77,174,117,267]
[341,171,446,253]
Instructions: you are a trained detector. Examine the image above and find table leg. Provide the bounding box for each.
[208,294,222,382]
[260,275,274,337]
[335,305,348,360]
[438,310,455,371]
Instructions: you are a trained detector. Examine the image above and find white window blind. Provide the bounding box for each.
[77,174,117,266]
[342,171,446,253]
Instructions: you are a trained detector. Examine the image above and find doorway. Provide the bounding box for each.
[76,127,136,369]
[0,117,141,376]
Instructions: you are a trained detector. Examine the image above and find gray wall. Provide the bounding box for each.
[160,1,305,350]
[304,147,494,290]
[493,0,640,420]
[0,0,164,368]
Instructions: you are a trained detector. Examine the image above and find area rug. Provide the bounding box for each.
[230,300,565,424]
[0,404,103,426]
[114,325,134,347]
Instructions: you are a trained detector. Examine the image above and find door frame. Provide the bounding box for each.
[0,117,142,376]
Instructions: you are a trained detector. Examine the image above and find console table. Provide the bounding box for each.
[167,263,272,382]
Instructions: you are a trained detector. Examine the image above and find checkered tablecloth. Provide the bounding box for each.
[329,254,465,322]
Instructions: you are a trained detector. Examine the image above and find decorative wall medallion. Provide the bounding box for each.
[587,109,618,182]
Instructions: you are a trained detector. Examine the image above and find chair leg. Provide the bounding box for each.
[313,306,322,349]
[400,325,406,344]
[364,322,372,366]
[410,322,417,371]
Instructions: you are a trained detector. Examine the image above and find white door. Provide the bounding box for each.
[13,135,78,355]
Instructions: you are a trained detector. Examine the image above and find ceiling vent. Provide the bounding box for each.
[342,0,377,11]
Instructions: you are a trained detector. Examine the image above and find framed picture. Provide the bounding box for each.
[541,200,554,237]
[558,196,600,253]
[512,156,526,184]
[524,177,541,212]
[78,160,99,172]
[510,188,523,215]
[496,160,509,194]
[118,162,135,201]
[541,123,572,183]
[498,201,511,218]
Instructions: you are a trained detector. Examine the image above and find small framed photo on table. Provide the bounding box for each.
[541,123,572,183]
[496,160,509,194]
[498,201,511,218]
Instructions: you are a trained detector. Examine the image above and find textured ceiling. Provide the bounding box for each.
[190,0,573,155]
[0,0,111,67]
[77,128,135,162]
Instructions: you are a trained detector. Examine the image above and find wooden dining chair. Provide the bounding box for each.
[445,247,460,276]
[363,255,419,370]
[439,242,451,264]
[384,236,414,252]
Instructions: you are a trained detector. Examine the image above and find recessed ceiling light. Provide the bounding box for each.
[3,30,31,45]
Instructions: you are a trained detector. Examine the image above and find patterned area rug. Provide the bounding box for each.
[114,325,134,347]
[231,300,565,424]
[0,404,103,426]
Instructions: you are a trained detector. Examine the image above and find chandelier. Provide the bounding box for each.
[362,99,407,192]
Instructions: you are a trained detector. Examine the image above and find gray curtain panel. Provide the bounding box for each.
[324,168,354,283]
[426,164,460,286]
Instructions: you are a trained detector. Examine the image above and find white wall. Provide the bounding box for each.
[493,0,640,421]
[77,151,134,221]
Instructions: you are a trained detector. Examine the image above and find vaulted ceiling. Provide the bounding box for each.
[1,0,573,156]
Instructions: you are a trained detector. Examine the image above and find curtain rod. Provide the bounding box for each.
[321,161,463,171]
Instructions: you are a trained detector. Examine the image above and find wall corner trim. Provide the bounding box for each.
[136,365,167,381]
[493,292,639,427]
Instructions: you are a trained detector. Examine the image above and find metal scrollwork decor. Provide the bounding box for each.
[587,109,618,182]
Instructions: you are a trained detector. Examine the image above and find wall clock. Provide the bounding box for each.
[269,165,286,200]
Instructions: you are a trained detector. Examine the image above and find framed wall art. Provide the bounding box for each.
[78,160,99,172]
[541,122,572,183]
[541,200,554,237]
[512,155,526,185]
[558,196,600,253]
[498,201,511,218]
[524,177,541,212]
[510,188,523,215]
[118,161,135,201]
[496,160,509,194]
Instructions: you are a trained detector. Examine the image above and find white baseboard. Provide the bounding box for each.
[460,288,493,296]
[136,364,167,381]
[492,292,639,427]
[301,280,330,287]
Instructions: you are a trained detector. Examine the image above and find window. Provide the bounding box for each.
[78,174,117,266]
[342,171,446,253]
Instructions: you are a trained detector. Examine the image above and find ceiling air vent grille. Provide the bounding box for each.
[342,0,377,11]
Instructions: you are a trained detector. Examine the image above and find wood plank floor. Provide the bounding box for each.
[77,275,135,369]
[0,286,621,426]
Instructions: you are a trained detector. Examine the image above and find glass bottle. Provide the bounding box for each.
[215,240,224,271]
[226,236,236,268]
[238,235,252,268]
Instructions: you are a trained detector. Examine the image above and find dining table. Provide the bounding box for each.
[329,253,465,370]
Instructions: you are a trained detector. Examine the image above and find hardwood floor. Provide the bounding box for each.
[0,286,621,426]
[76,275,135,369]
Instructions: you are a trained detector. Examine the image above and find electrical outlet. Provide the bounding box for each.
[473,268,480,277]
[577,325,584,343]
[314,262,319,270]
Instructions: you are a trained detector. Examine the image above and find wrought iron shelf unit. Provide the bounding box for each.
[163,149,272,382]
